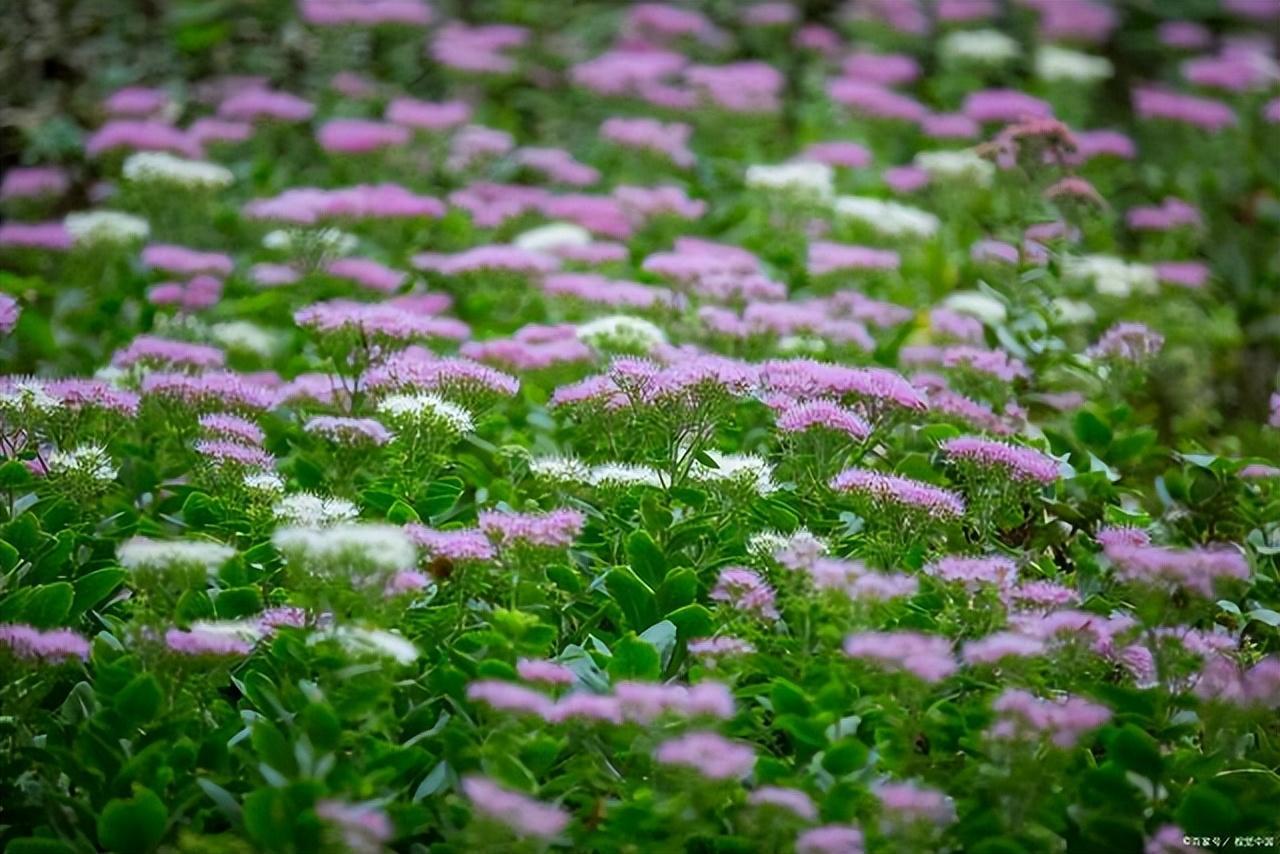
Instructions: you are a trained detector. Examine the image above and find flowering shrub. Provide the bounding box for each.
[3,0,1280,852]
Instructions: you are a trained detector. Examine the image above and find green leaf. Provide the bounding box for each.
[97,787,168,853]
[387,500,420,524]
[665,604,714,639]
[300,703,342,751]
[1073,409,1112,448]
[422,477,465,519]
[71,568,126,617]
[243,789,292,849]
[770,679,811,716]
[1176,784,1239,835]
[605,567,659,630]
[638,620,677,671]
[608,633,661,681]
[1106,725,1163,780]
[0,539,18,572]
[115,674,162,724]
[0,460,33,489]
[1246,608,1280,628]
[626,529,666,587]
[821,739,869,776]
[252,721,298,776]
[5,840,75,854]
[213,587,263,619]
[23,582,74,628]
[657,567,698,612]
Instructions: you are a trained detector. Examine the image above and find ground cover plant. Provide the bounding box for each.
[3,0,1280,851]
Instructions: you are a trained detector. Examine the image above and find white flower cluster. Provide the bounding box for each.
[64,210,150,246]
[514,222,592,252]
[835,196,940,238]
[745,161,834,203]
[0,379,63,416]
[244,471,287,495]
[913,149,995,186]
[576,314,667,354]
[211,321,280,358]
[273,492,360,527]
[118,536,236,574]
[941,291,1007,325]
[315,626,419,665]
[263,227,357,256]
[47,445,118,484]
[1035,46,1114,83]
[122,152,235,189]
[747,528,828,561]
[939,28,1021,64]
[272,523,416,576]
[689,451,777,496]
[1063,254,1158,298]
[377,392,475,435]
[528,456,665,489]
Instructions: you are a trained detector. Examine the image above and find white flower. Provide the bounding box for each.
[576,314,667,354]
[745,162,834,202]
[376,393,474,435]
[118,537,236,573]
[747,528,828,561]
[210,322,280,358]
[0,379,63,416]
[47,445,117,484]
[940,28,1020,65]
[64,210,150,246]
[913,149,994,186]
[273,492,360,527]
[529,455,592,483]
[513,222,592,252]
[777,335,828,355]
[590,462,664,489]
[244,471,286,494]
[190,619,264,644]
[122,152,235,189]
[689,451,777,496]
[263,227,357,256]
[1050,297,1096,325]
[941,291,1007,325]
[835,196,939,238]
[1063,254,1158,297]
[1035,46,1113,83]
[272,523,416,575]
[320,626,419,664]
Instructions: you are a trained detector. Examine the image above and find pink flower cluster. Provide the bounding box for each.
[830,468,966,519]
[0,624,91,662]
[988,689,1112,748]
[843,631,957,682]
[478,508,585,549]
[941,436,1059,484]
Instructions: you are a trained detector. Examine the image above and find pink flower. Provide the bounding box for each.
[776,400,871,441]
[386,98,470,132]
[1102,541,1250,597]
[403,526,495,562]
[325,258,407,293]
[808,242,899,276]
[142,244,234,276]
[87,120,199,158]
[600,117,694,167]
[655,731,756,779]
[988,689,1111,748]
[462,775,569,840]
[927,554,1018,589]
[0,624,90,662]
[219,89,314,123]
[962,632,1047,665]
[517,658,574,686]
[302,0,432,26]
[748,786,817,820]
[830,468,965,519]
[0,221,73,251]
[467,680,554,717]
[165,627,254,657]
[1133,87,1236,131]
[875,781,955,826]
[478,508,584,548]
[0,295,21,336]
[0,167,70,201]
[315,801,393,854]
[798,141,872,169]
[710,567,779,619]
[317,119,409,154]
[304,416,392,446]
[113,336,225,371]
[796,825,865,854]
[104,86,171,117]
[843,631,957,682]
[1088,322,1165,362]
[941,436,1059,484]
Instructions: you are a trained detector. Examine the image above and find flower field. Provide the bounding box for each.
[4,0,1280,851]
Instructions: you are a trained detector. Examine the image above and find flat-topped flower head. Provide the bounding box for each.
[831,468,965,519]
[796,825,865,854]
[689,451,777,496]
[1088,322,1165,363]
[710,567,779,619]
[314,801,393,854]
[294,300,469,344]
[304,416,393,447]
[0,624,91,663]
[1102,540,1250,597]
[119,537,235,577]
[655,731,756,780]
[274,492,359,527]
[377,392,474,435]
[273,523,417,579]
[988,689,1112,748]
[777,400,871,441]
[478,508,585,549]
[165,625,256,658]
[122,152,233,189]
[843,631,957,682]
[404,525,495,562]
[941,436,1059,483]
[748,787,818,820]
[926,554,1018,589]
[462,775,570,841]
[65,210,150,247]
[875,781,956,828]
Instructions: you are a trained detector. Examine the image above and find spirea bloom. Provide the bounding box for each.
[655,731,756,780]
[377,392,474,435]
[796,825,865,854]
[988,689,1112,748]
[404,526,496,562]
[777,400,871,441]
[830,468,965,519]
[1088,322,1165,363]
[689,451,777,496]
[273,492,360,527]
[315,801,393,854]
[47,445,118,484]
[119,537,235,575]
[165,622,260,657]
[478,508,585,548]
[272,523,417,576]
[844,631,957,682]
[688,636,755,659]
[0,624,91,662]
[710,567,779,619]
[941,436,1059,483]
[64,210,150,246]
[926,554,1018,590]
[1102,540,1250,597]
[748,787,818,820]
[304,416,393,446]
[744,161,834,202]
[875,781,955,827]
[462,776,570,840]
[834,196,939,238]
[122,152,234,189]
